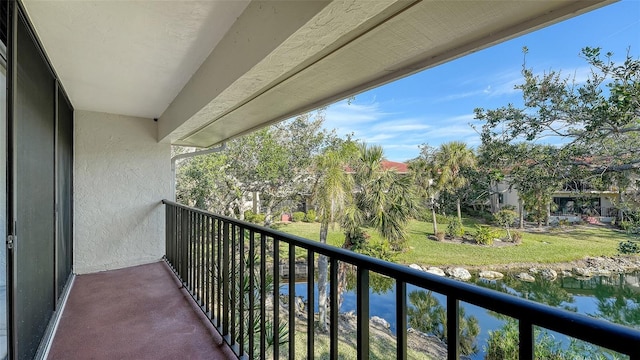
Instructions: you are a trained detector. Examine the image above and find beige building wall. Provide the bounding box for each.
[74,111,171,274]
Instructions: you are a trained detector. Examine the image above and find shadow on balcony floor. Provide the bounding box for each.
[48,261,236,360]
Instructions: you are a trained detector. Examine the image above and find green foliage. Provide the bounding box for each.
[434,142,477,222]
[558,218,571,227]
[619,220,633,231]
[243,210,265,224]
[435,213,449,224]
[292,211,305,222]
[475,47,640,229]
[176,110,342,222]
[415,208,432,222]
[493,209,517,240]
[484,319,563,360]
[511,231,523,244]
[485,319,625,360]
[618,240,640,254]
[474,224,497,245]
[280,218,631,266]
[244,210,255,222]
[484,319,518,359]
[407,290,479,356]
[353,239,396,263]
[252,213,266,224]
[446,216,465,238]
[239,253,288,355]
[494,209,517,228]
[342,143,417,251]
[304,210,317,223]
[345,228,371,251]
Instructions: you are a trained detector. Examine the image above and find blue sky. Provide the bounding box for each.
[322,0,640,162]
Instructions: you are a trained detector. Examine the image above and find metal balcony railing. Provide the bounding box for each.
[162,200,640,359]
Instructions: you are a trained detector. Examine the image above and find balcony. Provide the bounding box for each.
[47,262,235,360]
[52,200,640,359]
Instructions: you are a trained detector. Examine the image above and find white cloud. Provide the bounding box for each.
[362,133,396,143]
[371,118,431,133]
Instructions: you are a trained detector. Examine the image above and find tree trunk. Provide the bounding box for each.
[518,198,524,229]
[252,191,260,213]
[317,221,329,333]
[546,203,551,226]
[490,181,498,214]
[431,202,438,235]
[618,189,624,221]
[457,198,462,223]
[264,199,274,226]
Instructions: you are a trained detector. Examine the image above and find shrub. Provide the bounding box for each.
[485,319,608,360]
[501,204,517,211]
[252,213,266,224]
[558,218,570,227]
[415,209,432,222]
[304,210,317,223]
[481,211,496,224]
[511,231,522,244]
[435,213,449,224]
[446,217,465,238]
[435,231,445,241]
[618,240,640,254]
[493,209,517,237]
[474,225,497,245]
[292,211,305,222]
[244,210,256,222]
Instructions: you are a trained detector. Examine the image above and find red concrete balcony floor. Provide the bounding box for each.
[47,261,236,360]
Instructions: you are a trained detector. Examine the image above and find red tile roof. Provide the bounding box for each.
[381,160,408,173]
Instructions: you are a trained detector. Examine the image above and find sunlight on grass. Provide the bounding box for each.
[275,219,632,267]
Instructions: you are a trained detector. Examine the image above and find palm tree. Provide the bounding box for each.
[312,144,355,332]
[409,157,441,235]
[313,143,416,328]
[342,143,417,251]
[435,141,477,223]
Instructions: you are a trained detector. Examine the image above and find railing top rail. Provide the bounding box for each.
[162,200,640,355]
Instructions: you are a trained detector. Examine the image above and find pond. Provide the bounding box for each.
[281,270,640,359]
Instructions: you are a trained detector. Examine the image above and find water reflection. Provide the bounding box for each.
[282,270,640,359]
[407,290,480,356]
[473,271,640,330]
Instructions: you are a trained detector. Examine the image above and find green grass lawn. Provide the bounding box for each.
[273,218,633,267]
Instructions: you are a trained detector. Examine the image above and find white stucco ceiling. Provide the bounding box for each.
[22,0,250,119]
[21,0,614,147]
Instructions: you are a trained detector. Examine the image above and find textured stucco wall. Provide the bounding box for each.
[74,111,170,274]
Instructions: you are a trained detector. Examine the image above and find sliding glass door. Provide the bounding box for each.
[0,39,7,360]
[2,4,74,359]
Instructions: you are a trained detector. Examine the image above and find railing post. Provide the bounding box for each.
[447,297,459,360]
[519,320,534,360]
[181,208,188,284]
[330,258,338,360]
[260,233,267,359]
[288,242,296,360]
[238,228,245,357]
[307,250,315,360]
[205,216,211,318]
[248,231,255,359]
[273,237,280,359]
[230,225,237,346]
[396,281,407,360]
[222,221,230,340]
[357,267,369,360]
[165,202,170,262]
